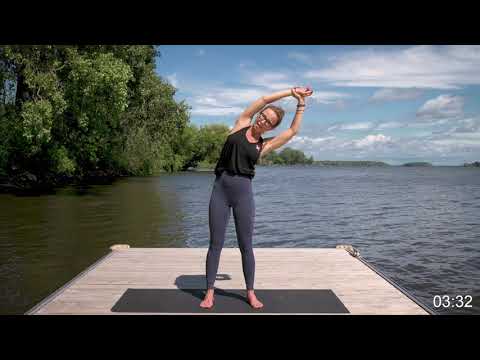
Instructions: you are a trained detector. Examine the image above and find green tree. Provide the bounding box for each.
[278,147,311,165]
[169,123,230,170]
[0,45,191,184]
[258,147,313,166]
[196,124,230,165]
[63,49,132,174]
[173,123,202,170]
[116,68,190,174]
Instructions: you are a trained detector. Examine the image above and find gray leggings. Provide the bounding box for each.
[206,171,255,290]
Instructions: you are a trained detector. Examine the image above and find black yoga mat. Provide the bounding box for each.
[111,288,349,313]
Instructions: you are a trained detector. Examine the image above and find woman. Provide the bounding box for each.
[200,86,314,309]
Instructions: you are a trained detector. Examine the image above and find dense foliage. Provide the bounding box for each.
[259,147,314,166]
[0,45,315,190]
[0,45,197,185]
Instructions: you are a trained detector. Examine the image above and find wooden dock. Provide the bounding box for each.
[26,246,432,315]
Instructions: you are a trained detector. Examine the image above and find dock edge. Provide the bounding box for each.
[25,244,436,315]
[24,249,117,315]
[337,244,436,315]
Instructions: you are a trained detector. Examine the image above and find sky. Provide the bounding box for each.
[155,45,480,165]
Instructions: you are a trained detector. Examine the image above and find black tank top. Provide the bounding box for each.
[214,126,264,179]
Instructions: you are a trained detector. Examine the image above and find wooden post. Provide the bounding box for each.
[110,244,130,251]
[336,244,360,257]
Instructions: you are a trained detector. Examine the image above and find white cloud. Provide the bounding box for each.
[194,96,222,107]
[243,71,350,107]
[189,87,265,116]
[187,76,350,117]
[375,121,404,129]
[310,91,350,105]
[370,88,423,102]
[304,45,480,89]
[346,122,374,130]
[430,134,480,147]
[191,106,244,116]
[427,117,480,150]
[245,71,347,100]
[215,88,265,104]
[449,117,480,133]
[427,126,480,149]
[416,95,464,120]
[166,73,178,88]
[444,45,480,60]
[290,135,336,146]
[408,119,452,128]
[354,134,392,148]
[193,87,263,106]
[289,133,393,152]
[327,122,374,131]
[287,128,480,164]
[247,72,294,90]
[195,49,206,56]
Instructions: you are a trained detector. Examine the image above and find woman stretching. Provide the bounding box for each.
[200,86,314,309]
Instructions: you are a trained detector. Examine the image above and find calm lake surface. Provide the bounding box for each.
[1,166,479,315]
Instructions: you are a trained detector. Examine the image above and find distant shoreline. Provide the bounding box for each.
[186,161,477,172]
[2,163,476,194]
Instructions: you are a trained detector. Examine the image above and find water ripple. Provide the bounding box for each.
[1,166,479,314]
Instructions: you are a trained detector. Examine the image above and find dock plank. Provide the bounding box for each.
[28,248,431,315]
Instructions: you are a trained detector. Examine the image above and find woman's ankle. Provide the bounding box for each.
[205,288,215,297]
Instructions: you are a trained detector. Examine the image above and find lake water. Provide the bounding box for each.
[1,166,479,315]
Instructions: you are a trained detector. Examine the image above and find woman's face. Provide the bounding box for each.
[253,108,279,134]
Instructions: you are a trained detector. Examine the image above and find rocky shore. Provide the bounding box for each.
[0,170,124,195]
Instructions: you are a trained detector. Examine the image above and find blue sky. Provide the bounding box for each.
[155,45,480,165]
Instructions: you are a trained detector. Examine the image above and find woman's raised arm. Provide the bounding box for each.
[259,87,312,157]
[233,89,294,128]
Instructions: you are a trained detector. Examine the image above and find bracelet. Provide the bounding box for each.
[297,105,305,108]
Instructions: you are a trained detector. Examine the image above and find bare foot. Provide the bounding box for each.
[200,289,215,309]
[247,290,264,309]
